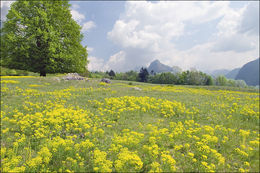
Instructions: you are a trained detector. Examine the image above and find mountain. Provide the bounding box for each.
[225,68,241,79]
[147,60,182,74]
[133,66,143,72]
[236,58,259,86]
[210,69,230,77]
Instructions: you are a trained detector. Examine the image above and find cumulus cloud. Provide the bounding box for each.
[212,34,256,52]
[87,56,106,72]
[88,51,127,72]
[82,21,96,32]
[212,2,259,53]
[104,51,127,72]
[71,9,85,23]
[87,47,94,53]
[239,2,259,36]
[70,4,96,34]
[106,1,259,72]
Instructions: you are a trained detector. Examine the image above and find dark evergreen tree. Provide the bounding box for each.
[138,67,149,82]
[206,76,214,85]
[108,70,116,77]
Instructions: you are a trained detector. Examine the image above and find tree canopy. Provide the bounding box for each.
[1,0,88,76]
[138,67,149,82]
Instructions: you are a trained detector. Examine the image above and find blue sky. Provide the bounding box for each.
[1,1,259,72]
[69,1,125,60]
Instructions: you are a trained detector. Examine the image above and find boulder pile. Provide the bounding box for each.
[101,78,111,83]
[62,73,85,80]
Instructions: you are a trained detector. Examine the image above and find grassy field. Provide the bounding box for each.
[1,76,259,172]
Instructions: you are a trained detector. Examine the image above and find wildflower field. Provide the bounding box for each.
[1,76,259,172]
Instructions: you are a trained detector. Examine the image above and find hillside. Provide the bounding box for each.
[210,69,230,77]
[225,68,241,79]
[236,58,259,86]
[148,60,181,74]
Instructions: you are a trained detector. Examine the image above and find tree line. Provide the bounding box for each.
[91,67,248,88]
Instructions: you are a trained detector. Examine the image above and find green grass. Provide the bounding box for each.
[1,76,259,172]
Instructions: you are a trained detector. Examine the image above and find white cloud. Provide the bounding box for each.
[88,51,127,72]
[70,9,85,23]
[212,2,259,53]
[104,51,126,72]
[215,5,245,37]
[185,42,259,71]
[82,21,96,32]
[87,56,106,72]
[106,1,259,72]
[1,1,14,21]
[239,2,259,35]
[87,47,94,53]
[70,3,96,34]
[212,34,257,52]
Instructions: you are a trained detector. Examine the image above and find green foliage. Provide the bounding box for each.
[0,66,31,76]
[215,76,228,86]
[8,69,17,76]
[138,67,149,82]
[89,71,109,79]
[149,72,177,84]
[79,70,90,77]
[1,0,88,76]
[115,71,139,81]
[206,76,214,85]
[88,69,247,88]
[108,70,116,79]
[187,71,207,85]
[148,70,211,86]
[226,79,248,88]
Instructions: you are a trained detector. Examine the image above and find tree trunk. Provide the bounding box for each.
[40,71,46,77]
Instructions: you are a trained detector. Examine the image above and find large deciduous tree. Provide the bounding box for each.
[1,0,88,76]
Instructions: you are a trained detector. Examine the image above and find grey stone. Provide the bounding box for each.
[101,78,111,83]
[132,87,142,91]
[62,73,85,80]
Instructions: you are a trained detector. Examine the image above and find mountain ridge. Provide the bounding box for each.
[147,59,182,74]
[235,58,259,86]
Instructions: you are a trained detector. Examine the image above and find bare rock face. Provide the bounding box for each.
[101,78,111,83]
[62,73,85,80]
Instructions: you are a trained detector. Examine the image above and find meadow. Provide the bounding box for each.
[1,76,259,172]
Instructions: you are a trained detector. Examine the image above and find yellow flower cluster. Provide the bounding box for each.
[28,84,44,87]
[93,149,113,172]
[90,96,187,118]
[115,148,143,172]
[1,76,36,78]
[113,129,144,148]
[1,80,20,84]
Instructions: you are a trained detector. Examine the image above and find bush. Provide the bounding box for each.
[115,71,138,81]
[215,76,227,86]
[7,69,17,76]
[149,72,177,84]
[17,70,29,76]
